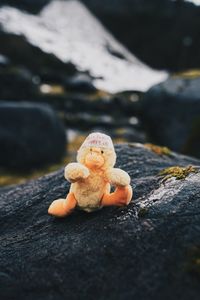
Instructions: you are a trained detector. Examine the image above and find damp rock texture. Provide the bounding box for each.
[0,144,200,300]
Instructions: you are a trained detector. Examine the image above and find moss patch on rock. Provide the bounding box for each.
[159,165,198,181]
[145,143,171,156]
[138,207,149,218]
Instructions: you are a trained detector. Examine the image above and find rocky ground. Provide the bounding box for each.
[0,144,200,300]
[1,1,200,299]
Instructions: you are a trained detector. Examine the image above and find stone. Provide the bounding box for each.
[64,73,97,93]
[140,76,200,158]
[0,101,66,170]
[0,144,200,299]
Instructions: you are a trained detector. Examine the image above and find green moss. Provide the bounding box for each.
[159,165,198,181]
[138,207,149,218]
[145,143,171,156]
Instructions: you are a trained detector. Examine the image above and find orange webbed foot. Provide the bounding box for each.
[101,185,133,207]
[48,193,77,217]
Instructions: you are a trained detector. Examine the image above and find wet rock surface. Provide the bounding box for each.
[140,76,200,158]
[82,0,200,71]
[0,101,66,170]
[0,144,200,300]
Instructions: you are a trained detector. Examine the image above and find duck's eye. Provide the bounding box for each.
[90,148,92,152]
[101,150,104,154]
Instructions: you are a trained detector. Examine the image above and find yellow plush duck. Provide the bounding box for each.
[48,132,132,217]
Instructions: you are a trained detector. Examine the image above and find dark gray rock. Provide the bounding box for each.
[60,92,140,117]
[140,76,200,158]
[64,73,97,93]
[0,101,66,170]
[82,0,200,71]
[0,144,200,300]
[0,66,39,100]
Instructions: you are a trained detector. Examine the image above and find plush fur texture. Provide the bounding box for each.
[48,133,132,216]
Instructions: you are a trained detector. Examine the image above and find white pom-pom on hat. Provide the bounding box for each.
[80,132,114,150]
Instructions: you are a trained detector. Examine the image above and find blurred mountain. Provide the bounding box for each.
[82,0,200,71]
[0,0,167,92]
[1,0,200,71]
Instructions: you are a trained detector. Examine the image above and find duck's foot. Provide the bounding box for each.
[48,193,77,217]
[101,185,133,207]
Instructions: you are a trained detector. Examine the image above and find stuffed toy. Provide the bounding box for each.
[48,132,132,217]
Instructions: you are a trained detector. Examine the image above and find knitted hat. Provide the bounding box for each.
[80,132,115,150]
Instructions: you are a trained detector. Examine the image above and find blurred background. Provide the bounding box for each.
[0,0,200,186]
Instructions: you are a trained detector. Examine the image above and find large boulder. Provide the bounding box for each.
[82,0,200,71]
[0,101,66,170]
[0,144,200,299]
[140,76,200,158]
[0,0,167,93]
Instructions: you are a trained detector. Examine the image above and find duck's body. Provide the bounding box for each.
[70,169,110,212]
[48,132,133,217]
